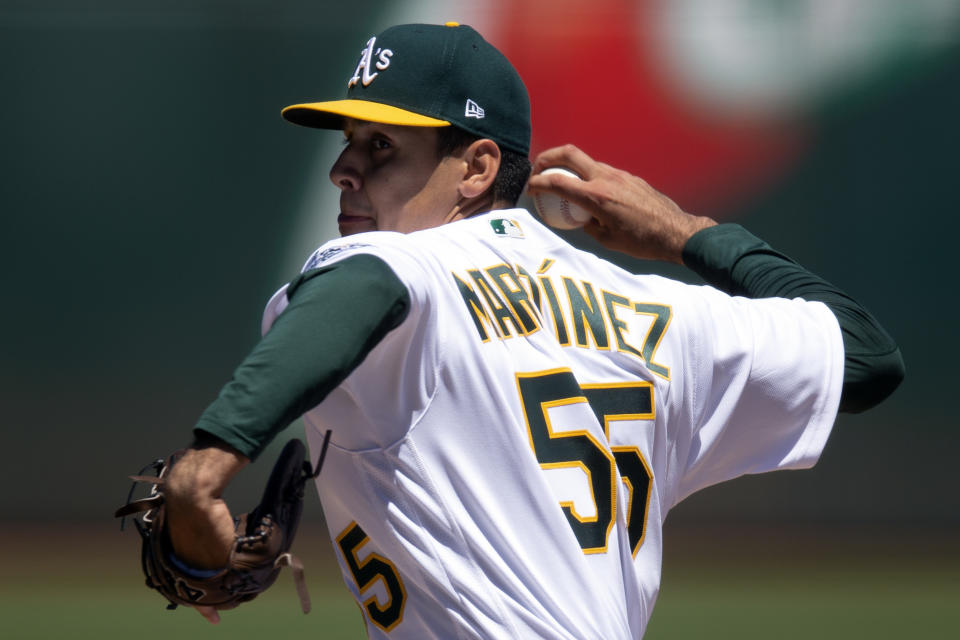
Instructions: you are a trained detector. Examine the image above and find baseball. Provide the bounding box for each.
[533,167,592,230]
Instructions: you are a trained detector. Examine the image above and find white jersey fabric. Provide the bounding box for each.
[262,208,844,639]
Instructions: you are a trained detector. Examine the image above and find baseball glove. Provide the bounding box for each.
[115,434,330,614]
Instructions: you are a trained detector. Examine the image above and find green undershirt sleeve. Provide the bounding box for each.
[681,223,904,414]
[193,253,410,460]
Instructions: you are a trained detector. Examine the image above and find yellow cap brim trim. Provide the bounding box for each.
[281,99,450,129]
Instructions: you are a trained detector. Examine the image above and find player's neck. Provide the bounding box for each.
[445,192,508,224]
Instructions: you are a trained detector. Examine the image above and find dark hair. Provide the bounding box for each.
[436,126,532,206]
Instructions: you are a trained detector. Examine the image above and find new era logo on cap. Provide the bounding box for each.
[465,99,485,119]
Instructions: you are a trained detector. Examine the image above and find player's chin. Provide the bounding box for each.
[337,214,376,236]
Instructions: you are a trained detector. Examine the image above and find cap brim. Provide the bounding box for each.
[281,99,451,129]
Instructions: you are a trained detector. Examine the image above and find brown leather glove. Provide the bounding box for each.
[115,437,325,614]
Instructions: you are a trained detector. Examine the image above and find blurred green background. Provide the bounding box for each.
[2,1,957,637]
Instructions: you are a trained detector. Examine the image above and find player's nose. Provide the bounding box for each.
[329,148,362,192]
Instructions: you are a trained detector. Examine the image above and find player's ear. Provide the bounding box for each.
[458,138,501,200]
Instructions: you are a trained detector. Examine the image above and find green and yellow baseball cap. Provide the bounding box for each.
[281,23,531,156]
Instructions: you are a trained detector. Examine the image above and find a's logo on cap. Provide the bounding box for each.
[348,36,393,88]
[465,99,485,119]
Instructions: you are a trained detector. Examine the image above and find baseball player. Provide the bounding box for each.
[161,23,904,637]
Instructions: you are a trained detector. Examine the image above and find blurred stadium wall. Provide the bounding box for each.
[1,0,957,524]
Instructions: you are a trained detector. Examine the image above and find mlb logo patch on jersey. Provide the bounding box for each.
[490,218,524,239]
[302,242,371,272]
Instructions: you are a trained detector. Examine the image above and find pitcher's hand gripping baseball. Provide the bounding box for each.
[528,144,717,262]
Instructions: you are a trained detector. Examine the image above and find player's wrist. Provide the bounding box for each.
[168,446,248,497]
[672,214,717,263]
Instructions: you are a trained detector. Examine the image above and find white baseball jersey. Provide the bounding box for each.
[262,208,844,639]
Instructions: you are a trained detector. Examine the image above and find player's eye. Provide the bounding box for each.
[371,136,391,151]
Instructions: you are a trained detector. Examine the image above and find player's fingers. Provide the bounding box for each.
[581,221,601,241]
[196,605,221,624]
[526,171,601,222]
[530,144,597,178]
[581,216,614,242]
[526,168,585,197]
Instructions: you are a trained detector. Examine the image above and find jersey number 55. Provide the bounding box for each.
[517,369,654,557]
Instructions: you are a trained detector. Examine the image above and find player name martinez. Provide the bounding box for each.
[452,259,672,379]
